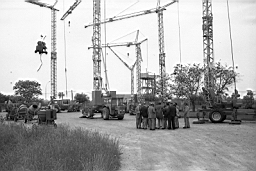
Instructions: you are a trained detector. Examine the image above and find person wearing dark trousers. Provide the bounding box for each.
[162,102,169,129]
[155,102,163,129]
[148,103,156,130]
[140,102,148,129]
[167,102,176,130]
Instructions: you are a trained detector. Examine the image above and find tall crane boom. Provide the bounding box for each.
[108,47,136,99]
[25,0,59,100]
[86,1,176,100]
[101,37,147,102]
[92,0,102,90]
[84,1,177,28]
[202,0,214,105]
[60,0,82,20]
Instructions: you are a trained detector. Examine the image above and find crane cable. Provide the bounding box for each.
[103,0,109,90]
[226,0,237,92]
[177,0,182,64]
[63,0,68,96]
[37,8,43,72]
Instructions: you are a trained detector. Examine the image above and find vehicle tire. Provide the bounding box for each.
[209,110,225,123]
[84,111,90,118]
[118,116,124,120]
[14,117,17,122]
[102,107,109,120]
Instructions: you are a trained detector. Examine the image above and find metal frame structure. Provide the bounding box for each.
[60,0,81,20]
[202,0,214,105]
[101,35,147,102]
[108,47,136,100]
[92,0,102,90]
[26,0,59,100]
[86,0,177,100]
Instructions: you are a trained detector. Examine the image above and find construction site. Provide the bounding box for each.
[0,0,256,170]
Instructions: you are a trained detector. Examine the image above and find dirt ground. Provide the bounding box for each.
[1,112,256,171]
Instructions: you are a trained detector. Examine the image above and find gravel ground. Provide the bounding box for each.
[1,112,256,171]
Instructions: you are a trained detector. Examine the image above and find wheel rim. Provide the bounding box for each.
[212,112,221,121]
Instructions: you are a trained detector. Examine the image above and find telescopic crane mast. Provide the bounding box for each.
[86,0,177,101]
[202,0,214,105]
[25,0,59,100]
[92,0,102,91]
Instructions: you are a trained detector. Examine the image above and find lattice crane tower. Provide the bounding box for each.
[85,0,177,100]
[202,0,214,91]
[25,0,59,99]
[101,34,147,102]
[92,0,102,90]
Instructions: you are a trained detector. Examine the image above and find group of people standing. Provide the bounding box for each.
[135,101,190,130]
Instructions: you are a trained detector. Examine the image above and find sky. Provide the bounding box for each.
[0,0,255,100]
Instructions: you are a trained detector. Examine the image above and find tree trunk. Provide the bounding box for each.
[191,100,196,112]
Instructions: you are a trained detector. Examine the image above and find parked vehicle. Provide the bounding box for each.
[81,90,125,120]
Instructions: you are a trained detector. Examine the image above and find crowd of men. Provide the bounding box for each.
[135,101,190,130]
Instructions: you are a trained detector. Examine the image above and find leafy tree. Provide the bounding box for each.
[211,62,238,97]
[0,92,8,103]
[170,63,204,111]
[13,80,42,102]
[74,93,90,103]
[242,90,254,109]
[58,92,65,100]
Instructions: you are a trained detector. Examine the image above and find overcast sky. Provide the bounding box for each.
[0,0,255,99]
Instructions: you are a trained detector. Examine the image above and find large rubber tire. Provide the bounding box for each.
[209,110,225,123]
[102,108,109,120]
[118,116,124,120]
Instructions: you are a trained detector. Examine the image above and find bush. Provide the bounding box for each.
[0,123,121,171]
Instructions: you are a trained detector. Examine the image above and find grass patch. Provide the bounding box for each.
[0,123,121,171]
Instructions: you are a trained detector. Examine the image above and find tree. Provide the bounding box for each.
[13,80,42,102]
[0,92,8,103]
[58,92,65,100]
[242,90,254,109]
[211,62,238,97]
[74,93,90,103]
[170,63,204,111]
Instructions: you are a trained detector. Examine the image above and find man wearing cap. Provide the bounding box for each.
[148,103,156,130]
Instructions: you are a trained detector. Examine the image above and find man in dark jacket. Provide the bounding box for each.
[140,102,148,129]
[162,102,169,129]
[167,102,176,130]
[155,102,164,129]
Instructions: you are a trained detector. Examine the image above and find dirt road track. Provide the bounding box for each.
[1,111,255,171]
[54,112,256,171]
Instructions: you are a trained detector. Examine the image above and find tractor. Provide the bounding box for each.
[199,87,256,123]
[81,90,125,120]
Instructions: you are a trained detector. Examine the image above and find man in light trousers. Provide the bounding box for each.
[183,102,190,129]
[135,103,142,129]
